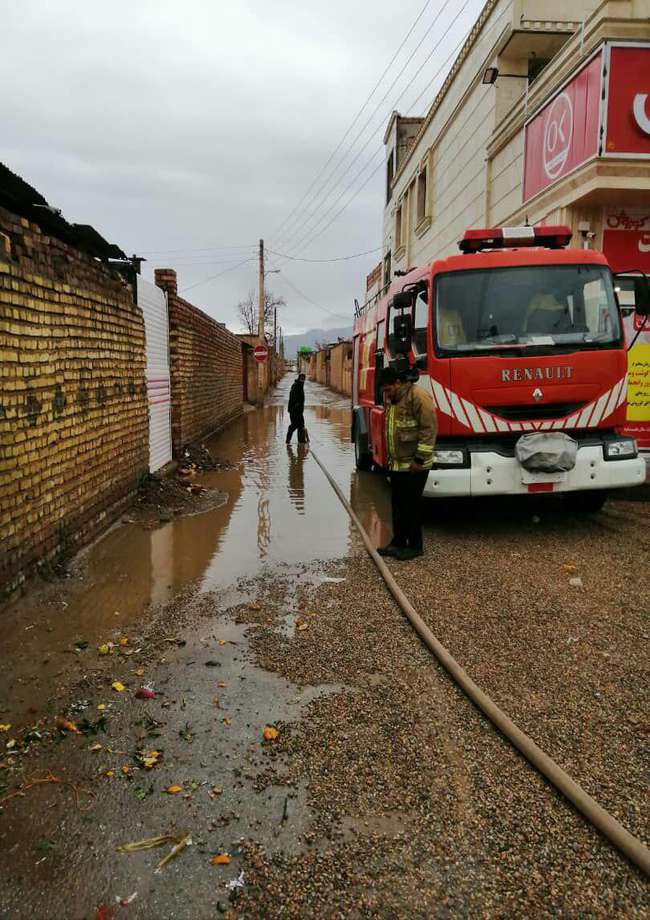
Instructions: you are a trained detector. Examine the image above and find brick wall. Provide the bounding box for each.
[155,269,243,453]
[0,206,148,596]
[329,341,353,395]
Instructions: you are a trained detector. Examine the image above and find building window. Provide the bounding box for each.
[395,204,403,250]
[417,167,428,222]
[386,151,394,204]
[383,252,391,288]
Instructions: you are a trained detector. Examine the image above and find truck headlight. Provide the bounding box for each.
[604,439,637,460]
[432,448,466,466]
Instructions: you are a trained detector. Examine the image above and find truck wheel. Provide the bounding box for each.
[354,427,372,471]
[563,489,608,513]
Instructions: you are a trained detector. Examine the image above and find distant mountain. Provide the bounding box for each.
[283,325,352,357]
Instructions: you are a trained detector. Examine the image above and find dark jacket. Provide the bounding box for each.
[288,380,305,414]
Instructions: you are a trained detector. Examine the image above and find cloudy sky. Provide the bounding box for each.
[2,0,483,335]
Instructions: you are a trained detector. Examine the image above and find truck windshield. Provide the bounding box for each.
[435,265,622,353]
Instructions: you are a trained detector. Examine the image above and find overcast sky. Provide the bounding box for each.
[2,0,483,335]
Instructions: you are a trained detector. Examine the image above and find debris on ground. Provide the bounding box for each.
[55,717,80,734]
[180,442,232,472]
[117,834,181,853]
[135,687,156,700]
[132,472,227,526]
[225,871,245,892]
[155,834,192,873]
[135,750,161,769]
[211,853,231,865]
[262,726,279,741]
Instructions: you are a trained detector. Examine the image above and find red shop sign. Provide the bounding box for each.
[523,51,602,202]
[602,209,650,273]
[604,45,650,157]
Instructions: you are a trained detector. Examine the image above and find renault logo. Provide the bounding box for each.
[533,387,543,401]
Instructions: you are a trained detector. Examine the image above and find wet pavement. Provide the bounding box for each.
[1,376,648,919]
[0,380,389,727]
[0,377,390,919]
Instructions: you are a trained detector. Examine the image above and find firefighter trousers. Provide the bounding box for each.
[389,470,429,550]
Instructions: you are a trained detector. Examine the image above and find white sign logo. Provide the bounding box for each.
[532,387,543,401]
[633,93,650,135]
[543,92,573,179]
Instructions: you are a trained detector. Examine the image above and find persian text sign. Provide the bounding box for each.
[523,52,602,202]
[605,46,650,157]
[602,208,650,273]
[604,209,650,450]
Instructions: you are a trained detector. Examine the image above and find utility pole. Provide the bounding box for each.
[273,307,278,384]
[257,238,265,406]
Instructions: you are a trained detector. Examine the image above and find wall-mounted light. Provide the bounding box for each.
[482,67,528,84]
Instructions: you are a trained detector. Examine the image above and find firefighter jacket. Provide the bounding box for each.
[385,382,437,471]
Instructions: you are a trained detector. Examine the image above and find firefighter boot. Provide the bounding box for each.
[377,543,404,558]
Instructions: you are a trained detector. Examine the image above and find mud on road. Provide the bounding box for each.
[0,378,648,918]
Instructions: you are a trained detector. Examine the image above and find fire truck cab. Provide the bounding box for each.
[352,226,649,509]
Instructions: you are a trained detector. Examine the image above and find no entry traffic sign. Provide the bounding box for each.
[254,344,269,363]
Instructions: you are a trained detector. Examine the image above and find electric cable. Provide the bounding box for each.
[280,31,468,258]
[178,256,257,295]
[275,0,474,252]
[270,0,436,242]
[274,268,350,323]
[266,246,381,263]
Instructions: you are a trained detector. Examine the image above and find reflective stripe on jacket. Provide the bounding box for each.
[385,382,437,471]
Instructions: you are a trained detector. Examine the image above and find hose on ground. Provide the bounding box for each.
[310,447,650,877]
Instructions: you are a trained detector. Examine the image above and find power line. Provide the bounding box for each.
[270,0,435,243]
[274,0,466,252]
[266,246,381,263]
[178,256,257,295]
[273,267,351,323]
[279,3,472,253]
[140,243,255,255]
[153,255,257,267]
[281,26,469,257]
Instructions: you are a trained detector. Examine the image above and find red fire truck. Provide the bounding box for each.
[352,225,649,510]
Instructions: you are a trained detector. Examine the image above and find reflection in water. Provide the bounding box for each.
[257,496,271,556]
[1,379,394,724]
[287,444,307,514]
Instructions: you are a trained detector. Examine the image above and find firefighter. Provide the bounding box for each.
[286,373,307,444]
[377,366,437,560]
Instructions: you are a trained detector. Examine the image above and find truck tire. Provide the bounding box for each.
[563,489,608,513]
[354,426,372,471]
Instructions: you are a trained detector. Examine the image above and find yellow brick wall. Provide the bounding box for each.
[0,206,148,597]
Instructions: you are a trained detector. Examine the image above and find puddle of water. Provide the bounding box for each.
[0,378,391,725]
[0,588,343,919]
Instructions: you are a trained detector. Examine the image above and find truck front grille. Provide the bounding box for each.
[485,402,586,421]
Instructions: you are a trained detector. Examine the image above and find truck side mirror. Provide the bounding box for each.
[392,291,412,310]
[393,313,412,355]
[634,275,650,316]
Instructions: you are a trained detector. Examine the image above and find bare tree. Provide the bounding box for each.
[237,289,286,338]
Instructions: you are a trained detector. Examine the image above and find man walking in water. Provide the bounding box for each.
[286,373,308,444]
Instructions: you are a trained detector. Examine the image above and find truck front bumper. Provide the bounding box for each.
[422,445,646,498]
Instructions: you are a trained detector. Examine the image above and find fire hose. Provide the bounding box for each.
[310,447,650,877]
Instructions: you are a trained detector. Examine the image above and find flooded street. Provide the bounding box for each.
[1,376,648,919]
[0,379,389,727]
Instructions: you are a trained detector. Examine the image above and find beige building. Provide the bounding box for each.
[367,0,650,302]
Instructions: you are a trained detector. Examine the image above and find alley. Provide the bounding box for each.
[0,377,648,918]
